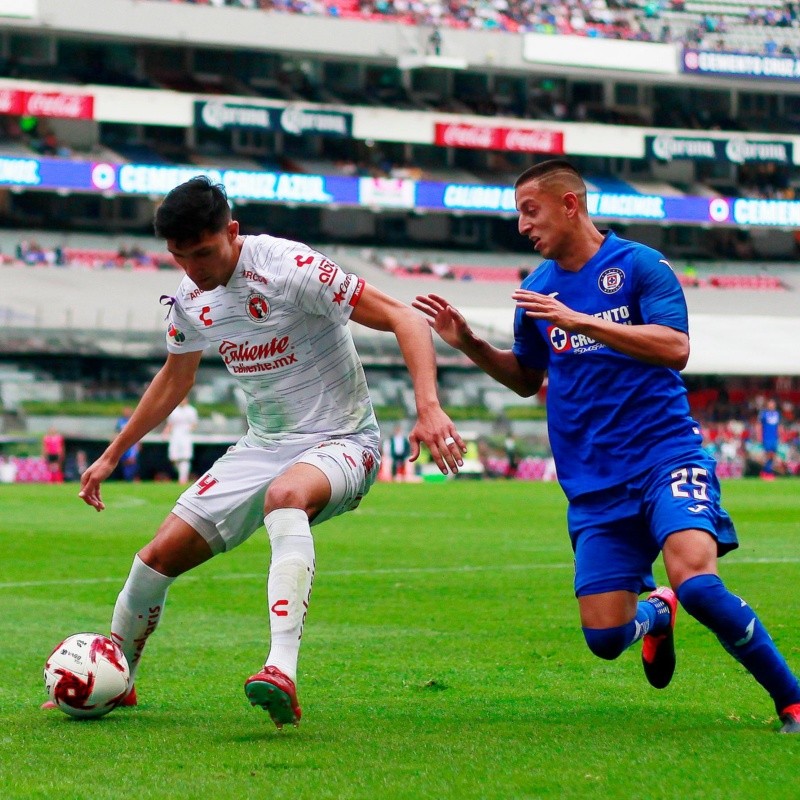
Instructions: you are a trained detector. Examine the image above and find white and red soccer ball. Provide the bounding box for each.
[44,633,130,719]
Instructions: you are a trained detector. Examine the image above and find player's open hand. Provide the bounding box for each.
[408,405,467,476]
[512,289,580,329]
[78,455,118,512]
[412,294,473,351]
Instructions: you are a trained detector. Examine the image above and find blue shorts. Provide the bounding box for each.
[567,453,738,598]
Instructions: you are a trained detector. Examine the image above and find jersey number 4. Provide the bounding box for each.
[197,473,218,495]
[670,467,709,500]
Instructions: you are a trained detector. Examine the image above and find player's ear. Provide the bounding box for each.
[563,191,579,217]
[227,220,239,240]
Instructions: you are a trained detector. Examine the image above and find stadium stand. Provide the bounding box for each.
[152,0,800,53]
[0,0,798,483]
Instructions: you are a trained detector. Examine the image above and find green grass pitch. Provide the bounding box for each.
[1,480,798,799]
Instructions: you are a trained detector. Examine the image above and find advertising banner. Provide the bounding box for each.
[4,154,800,227]
[194,101,276,131]
[682,48,800,81]
[646,134,793,164]
[434,122,564,154]
[0,89,94,119]
[358,177,416,208]
[194,100,352,137]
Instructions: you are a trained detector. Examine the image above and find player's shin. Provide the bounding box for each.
[677,574,800,713]
[110,554,175,686]
[264,509,315,683]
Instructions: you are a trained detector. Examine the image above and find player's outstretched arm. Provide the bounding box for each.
[79,351,203,511]
[512,289,689,370]
[413,293,544,397]
[350,284,465,475]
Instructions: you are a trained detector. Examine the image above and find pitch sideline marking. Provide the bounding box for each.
[1,556,799,589]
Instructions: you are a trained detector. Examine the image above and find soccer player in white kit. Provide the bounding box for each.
[71,176,467,729]
[164,396,199,484]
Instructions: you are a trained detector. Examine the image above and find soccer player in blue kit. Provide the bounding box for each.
[757,398,782,479]
[413,160,800,733]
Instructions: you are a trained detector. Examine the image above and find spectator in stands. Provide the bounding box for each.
[68,175,465,729]
[414,159,800,733]
[42,426,65,483]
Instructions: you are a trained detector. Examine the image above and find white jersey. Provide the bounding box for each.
[167,403,199,461]
[164,235,379,448]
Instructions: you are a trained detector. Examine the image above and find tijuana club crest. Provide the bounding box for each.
[246,292,270,322]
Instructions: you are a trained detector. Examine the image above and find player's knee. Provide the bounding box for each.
[264,481,310,515]
[582,625,630,660]
[264,481,324,519]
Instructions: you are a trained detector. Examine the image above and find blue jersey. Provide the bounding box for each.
[512,231,702,500]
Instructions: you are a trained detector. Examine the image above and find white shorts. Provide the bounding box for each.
[168,432,193,462]
[172,434,381,554]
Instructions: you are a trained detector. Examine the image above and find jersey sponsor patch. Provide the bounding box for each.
[598,267,625,294]
[349,277,365,307]
[246,292,270,322]
[167,323,186,344]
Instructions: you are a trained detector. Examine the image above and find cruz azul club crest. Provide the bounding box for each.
[246,292,270,322]
[548,325,571,353]
[598,267,625,294]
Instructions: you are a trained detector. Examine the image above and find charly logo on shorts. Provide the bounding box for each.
[598,267,625,294]
[246,292,270,322]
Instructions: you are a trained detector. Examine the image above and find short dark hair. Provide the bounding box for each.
[154,176,231,243]
[514,159,582,189]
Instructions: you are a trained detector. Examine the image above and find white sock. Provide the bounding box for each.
[264,508,315,683]
[110,555,176,685]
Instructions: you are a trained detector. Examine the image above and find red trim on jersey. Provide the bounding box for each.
[349,278,365,307]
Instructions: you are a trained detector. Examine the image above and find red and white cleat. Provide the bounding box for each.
[244,666,301,729]
[779,703,800,733]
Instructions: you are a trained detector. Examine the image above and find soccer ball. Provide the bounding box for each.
[43,633,130,719]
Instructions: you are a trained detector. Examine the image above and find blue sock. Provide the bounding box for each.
[677,574,800,713]
[582,599,670,660]
[642,594,672,636]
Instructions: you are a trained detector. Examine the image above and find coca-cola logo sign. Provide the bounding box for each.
[0,89,23,115]
[502,128,564,153]
[434,123,563,154]
[0,88,93,118]
[22,91,94,120]
[436,123,497,149]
